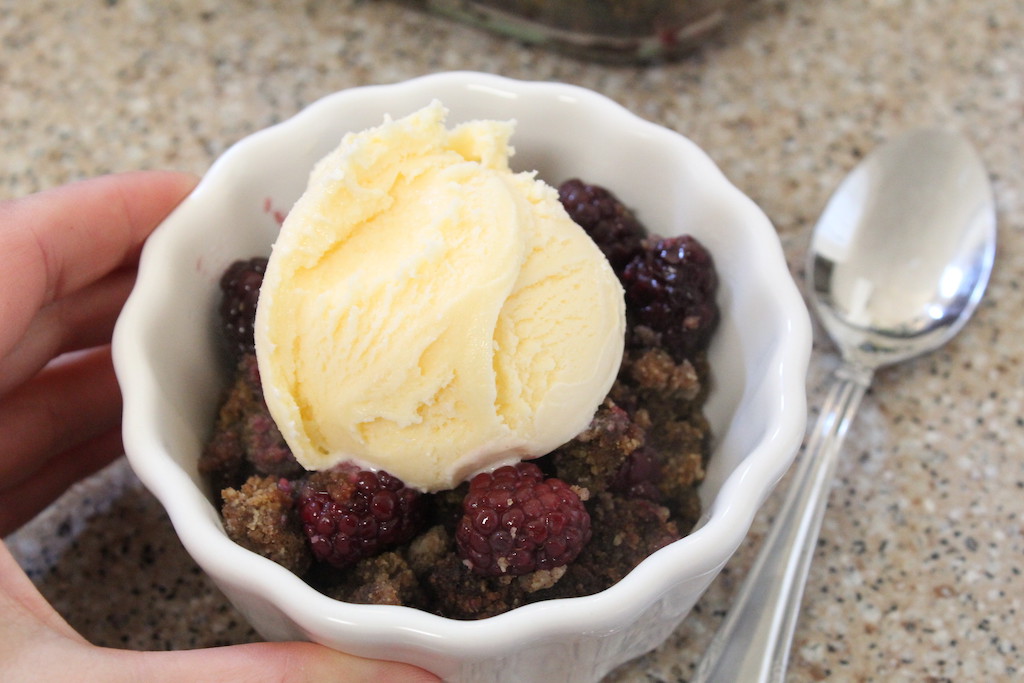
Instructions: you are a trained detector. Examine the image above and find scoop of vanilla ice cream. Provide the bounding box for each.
[254,101,625,492]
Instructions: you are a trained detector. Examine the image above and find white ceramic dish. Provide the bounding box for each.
[113,71,811,682]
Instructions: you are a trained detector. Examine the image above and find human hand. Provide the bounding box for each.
[0,172,200,533]
[0,172,438,682]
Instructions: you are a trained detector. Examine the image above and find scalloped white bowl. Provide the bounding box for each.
[113,71,811,682]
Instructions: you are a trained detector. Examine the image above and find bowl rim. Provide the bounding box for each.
[114,70,811,657]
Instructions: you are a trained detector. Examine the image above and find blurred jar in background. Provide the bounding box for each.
[409,0,737,63]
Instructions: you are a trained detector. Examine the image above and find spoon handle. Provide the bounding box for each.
[692,361,873,683]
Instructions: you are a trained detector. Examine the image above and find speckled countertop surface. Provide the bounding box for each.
[3,1,1023,680]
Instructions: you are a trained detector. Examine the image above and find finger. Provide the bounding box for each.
[0,428,122,536]
[0,170,197,359]
[108,641,441,683]
[0,269,135,397]
[0,346,120,489]
[0,542,85,642]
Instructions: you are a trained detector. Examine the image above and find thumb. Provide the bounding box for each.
[105,640,441,683]
[2,541,439,682]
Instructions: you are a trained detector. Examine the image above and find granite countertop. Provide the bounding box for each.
[3,0,1022,680]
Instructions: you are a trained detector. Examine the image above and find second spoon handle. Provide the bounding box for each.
[692,361,873,682]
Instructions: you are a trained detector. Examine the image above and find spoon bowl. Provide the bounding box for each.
[695,128,996,682]
[809,129,996,367]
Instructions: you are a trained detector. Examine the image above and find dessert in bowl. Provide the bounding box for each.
[112,71,811,682]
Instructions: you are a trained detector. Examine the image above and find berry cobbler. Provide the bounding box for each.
[200,179,718,619]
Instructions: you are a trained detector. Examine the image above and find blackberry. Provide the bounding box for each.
[298,466,426,569]
[622,235,718,361]
[456,462,591,577]
[198,354,301,486]
[558,179,646,273]
[244,411,301,477]
[235,354,302,477]
[610,448,663,502]
[219,256,268,359]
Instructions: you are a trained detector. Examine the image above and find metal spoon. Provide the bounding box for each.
[693,129,996,682]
